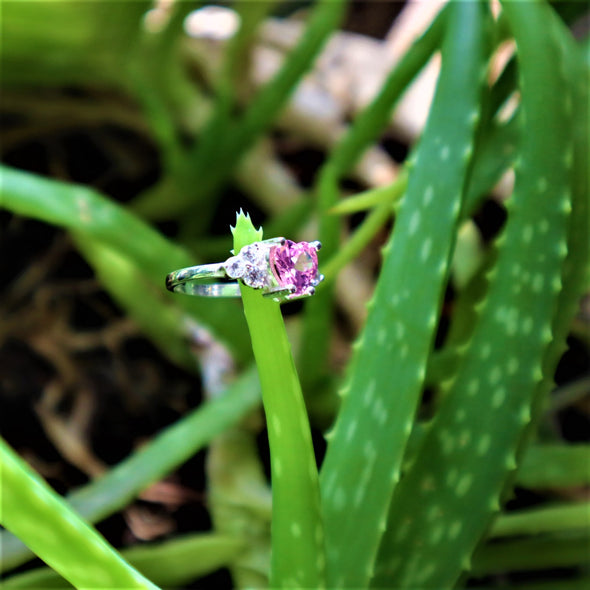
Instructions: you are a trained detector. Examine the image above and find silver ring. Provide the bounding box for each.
[166,238,324,303]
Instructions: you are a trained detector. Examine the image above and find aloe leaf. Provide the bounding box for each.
[497,578,590,590]
[300,5,447,387]
[1,1,149,87]
[206,426,272,589]
[372,3,579,588]
[0,368,260,573]
[471,533,590,576]
[320,197,397,284]
[0,438,158,589]
[328,172,408,215]
[562,27,590,311]
[318,4,489,588]
[329,106,517,221]
[74,235,196,370]
[392,439,590,493]
[516,444,590,489]
[490,502,590,538]
[0,165,251,361]
[132,0,347,221]
[489,55,517,117]
[464,112,519,215]
[231,212,324,589]
[3,533,246,589]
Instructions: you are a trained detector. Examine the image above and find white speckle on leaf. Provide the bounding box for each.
[345,420,358,442]
[333,487,346,511]
[363,380,377,407]
[421,238,433,262]
[491,388,506,408]
[448,520,462,539]
[477,434,491,455]
[273,457,283,477]
[456,474,473,497]
[522,225,534,243]
[489,366,502,385]
[408,211,421,236]
[272,415,282,436]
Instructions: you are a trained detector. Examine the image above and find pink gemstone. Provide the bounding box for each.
[270,240,319,297]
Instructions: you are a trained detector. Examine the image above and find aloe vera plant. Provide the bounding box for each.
[1,1,588,589]
[373,2,579,587]
[321,3,490,587]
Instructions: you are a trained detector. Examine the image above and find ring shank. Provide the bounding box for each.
[168,281,242,297]
[166,262,242,297]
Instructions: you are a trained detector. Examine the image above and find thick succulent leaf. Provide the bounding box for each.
[232,213,324,589]
[319,3,490,588]
[372,3,577,588]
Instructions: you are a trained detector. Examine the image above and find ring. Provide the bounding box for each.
[166,238,324,302]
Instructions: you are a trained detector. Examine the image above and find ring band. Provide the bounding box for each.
[166,238,324,303]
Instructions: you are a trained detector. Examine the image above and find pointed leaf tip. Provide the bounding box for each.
[231,210,264,253]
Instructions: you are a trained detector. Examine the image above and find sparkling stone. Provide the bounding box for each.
[225,243,273,289]
[225,257,247,279]
[244,264,267,288]
[270,240,319,296]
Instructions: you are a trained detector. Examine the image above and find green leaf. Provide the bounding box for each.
[516,444,590,489]
[0,368,260,573]
[471,533,590,576]
[0,438,158,589]
[319,3,490,588]
[373,3,578,587]
[300,4,447,387]
[1,1,149,87]
[232,212,324,589]
[0,165,251,362]
[132,0,347,221]
[490,502,590,538]
[3,533,246,589]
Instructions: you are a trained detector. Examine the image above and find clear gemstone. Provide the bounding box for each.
[270,240,319,296]
[225,257,247,278]
[225,243,273,289]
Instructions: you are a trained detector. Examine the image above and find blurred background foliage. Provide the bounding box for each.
[1,1,589,589]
